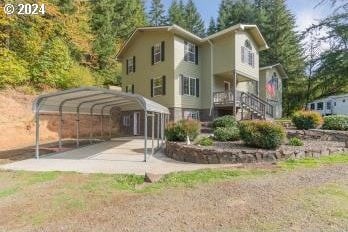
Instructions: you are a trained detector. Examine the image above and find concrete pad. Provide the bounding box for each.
[1,137,240,175]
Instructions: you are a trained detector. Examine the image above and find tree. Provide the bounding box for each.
[207,17,217,35]
[184,0,205,36]
[148,0,167,26]
[168,0,186,27]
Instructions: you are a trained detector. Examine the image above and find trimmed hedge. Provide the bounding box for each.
[165,119,201,142]
[212,115,238,129]
[214,127,240,141]
[239,120,286,149]
[322,115,348,131]
[292,110,323,130]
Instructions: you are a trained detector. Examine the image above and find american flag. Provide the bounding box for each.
[266,77,276,97]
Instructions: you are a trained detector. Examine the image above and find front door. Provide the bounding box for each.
[224,81,231,91]
[133,112,140,135]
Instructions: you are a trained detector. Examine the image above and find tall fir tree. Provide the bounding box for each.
[148,0,167,26]
[184,0,205,36]
[168,0,186,27]
[207,17,217,35]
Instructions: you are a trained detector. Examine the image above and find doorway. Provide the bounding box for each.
[133,112,141,135]
[224,81,231,91]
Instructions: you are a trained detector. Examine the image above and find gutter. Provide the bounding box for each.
[207,39,214,117]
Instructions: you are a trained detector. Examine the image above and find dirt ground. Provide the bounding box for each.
[0,164,347,232]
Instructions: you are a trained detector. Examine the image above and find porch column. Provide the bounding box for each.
[233,69,237,117]
[157,113,160,148]
[144,111,148,162]
[152,112,155,155]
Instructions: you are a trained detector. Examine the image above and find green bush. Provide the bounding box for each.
[288,137,304,146]
[212,115,238,129]
[322,115,348,131]
[292,110,323,130]
[198,137,214,146]
[214,127,240,142]
[239,120,286,149]
[165,119,200,142]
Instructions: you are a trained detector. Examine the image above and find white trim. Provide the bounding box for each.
[182,75,198,96]
[133,112,140,135]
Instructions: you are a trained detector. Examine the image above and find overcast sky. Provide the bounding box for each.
[144,0,332,32]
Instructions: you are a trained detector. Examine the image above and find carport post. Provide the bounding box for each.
[144,111,148,162]
[157,113,160,148]
[35,111,40,159]
[76,113,80,147]
[161,113,164,146]
[152,112,155,155]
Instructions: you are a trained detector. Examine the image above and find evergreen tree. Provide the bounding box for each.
[207,17,217,35]
[184,0,205,36]
[168,0,186,27]
[148,0,167,26]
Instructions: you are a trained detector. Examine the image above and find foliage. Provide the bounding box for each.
[212,115,238,129]
[168,0,185,27]
[165,119,200,141]
[322,115,348,131]
[148,0,167,26]
[207,17,217,35]
[288,137,304,146]
[239,120,286,149]
[213,127,240,142]
[279,154,348,170]
[198,137,214,146]
[292,110,323,130]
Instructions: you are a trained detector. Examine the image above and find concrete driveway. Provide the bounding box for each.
[0,137,238,175]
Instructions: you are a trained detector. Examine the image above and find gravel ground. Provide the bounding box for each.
[18,164,347,232]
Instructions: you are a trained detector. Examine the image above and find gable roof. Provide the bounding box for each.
[260,63,288,79]
[116,24,269,59]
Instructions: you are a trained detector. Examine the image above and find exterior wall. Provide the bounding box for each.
[121,31,175,108]
[234,30,259,81]
[173,36,201,109]
[212,34,235,75]
[200,43,213,109]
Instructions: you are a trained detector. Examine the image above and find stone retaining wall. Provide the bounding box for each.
[165,141,348,164]
[287,129,348,142]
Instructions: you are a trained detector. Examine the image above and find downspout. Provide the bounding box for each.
[207,39,214,117]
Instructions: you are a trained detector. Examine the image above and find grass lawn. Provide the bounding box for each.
[0,153,347,230]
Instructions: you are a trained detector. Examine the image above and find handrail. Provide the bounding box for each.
[240,92,274,119]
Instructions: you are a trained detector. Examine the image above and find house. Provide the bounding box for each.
[116,24,286,131]
[307,94,348,116]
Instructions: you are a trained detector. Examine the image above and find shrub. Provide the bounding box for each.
[214,127,240,141]
[239,120,286,149]
[165,119,200,142]
[212,115,238,129]
[322,115,348,131]
[288,137,304,146]
[198,137,214,146]
[292,110,323,130]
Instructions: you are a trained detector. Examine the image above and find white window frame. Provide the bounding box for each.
[127,57,134,74]
[153,77,163,96]
[241,40,255,67]
[184,110,199,120]
[184,41,196,63]
[153,43,161,64]
[123,115,130,127]
[182,75,197,96]
[317,102,324,110]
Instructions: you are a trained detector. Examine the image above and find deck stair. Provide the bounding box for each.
[240,92,274,120]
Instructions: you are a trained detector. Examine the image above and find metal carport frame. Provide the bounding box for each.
[33,87,170,162]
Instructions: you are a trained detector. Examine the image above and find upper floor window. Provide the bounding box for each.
[184,41,198,64]
[151,41,165,65]
[181,75,199,97]
[151,76,166,97]
[241,39,255,67]
[126,56,135,74]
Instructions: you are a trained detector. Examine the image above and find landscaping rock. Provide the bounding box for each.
[145,172,163,183]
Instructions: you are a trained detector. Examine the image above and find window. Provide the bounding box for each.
[182,75,198,96]
[127,57,135,74]
[184,41,196,63]
[327,102,332,110]
[317,102,324,110]
[310,103,315,110]
[241,40,255,67]
[334,102,336,106]
[272,72,279,90]
[153,77,163,96]
[153,43,161,64]
[123,115,130,127]
[343,99,346,103]
[184,111,199,120]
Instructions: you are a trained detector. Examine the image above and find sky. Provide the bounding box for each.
[144,0,332,32]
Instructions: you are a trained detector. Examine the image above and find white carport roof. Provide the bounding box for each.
[33,87,170,115]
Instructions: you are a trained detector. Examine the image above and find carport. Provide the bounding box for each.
[33,87,170,162]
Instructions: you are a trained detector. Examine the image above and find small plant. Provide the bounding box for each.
[288,137,304,146]
[165,119,201,142]
[213,127,240,141]
[322,115,348,131]
[239,120,286,149]
[198,137,214,146]
[292,110,323,130]
[212,115,238,129]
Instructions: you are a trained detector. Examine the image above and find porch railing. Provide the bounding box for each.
[240,92,274,119]
[213,90,241,105]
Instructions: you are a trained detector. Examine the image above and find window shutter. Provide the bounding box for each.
[180,74,184,95]
[151,46,154,65]
[150,79,154,97]
[161,41,165,61]
[131,84,134,94]
[125,86,128,93]
[196,79,199,97]
[126,59,129,74]
[195,45,198,65]
[133,56,136,72]
[162,75,166,95]
[184,42,188,61]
